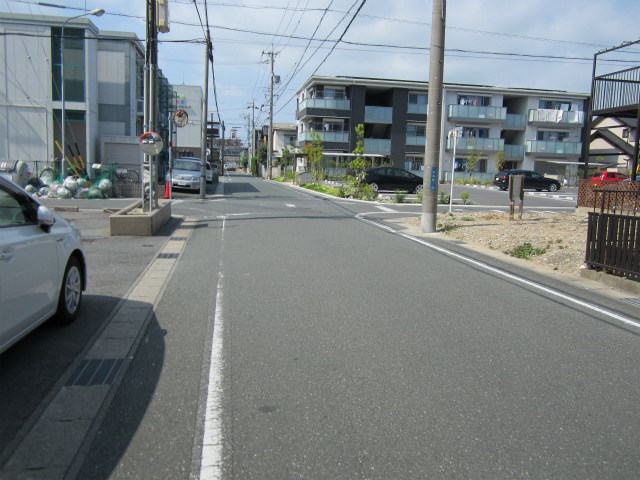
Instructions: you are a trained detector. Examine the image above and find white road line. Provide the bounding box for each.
[357,214,640,331]
[200,219,226,479]
[285,203,296,208]
[376,205,397,212]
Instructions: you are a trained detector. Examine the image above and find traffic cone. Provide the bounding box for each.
[164,180,170,199]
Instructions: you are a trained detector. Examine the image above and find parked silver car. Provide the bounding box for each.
[0,176,86,353]
[167,157,209,190]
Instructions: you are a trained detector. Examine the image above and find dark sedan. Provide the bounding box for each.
[493,169,561,192]
[364,167,424,193]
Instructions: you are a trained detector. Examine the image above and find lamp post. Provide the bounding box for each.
[60,8,104,179]
[448,126,463,213]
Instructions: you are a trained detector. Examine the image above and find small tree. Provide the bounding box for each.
[281,145,292,179]
[494,150,505,173]
[349,124,367,182]
[302,132,324,183]
[465,141,482,179]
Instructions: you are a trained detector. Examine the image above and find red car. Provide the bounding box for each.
[590,171,628,186]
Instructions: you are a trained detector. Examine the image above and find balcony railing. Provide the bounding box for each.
[299,97,350,111]
[504,144,524,160]
[525,140,582,156]
[446,137,504,152]
[528,109,585,126]
[407,103,427,115]
[448,104,507,122]
[364,138,391,155]
[504,113,526,130]
[406,135,425,146]
[364,106,392,123]
[298,131,349,143]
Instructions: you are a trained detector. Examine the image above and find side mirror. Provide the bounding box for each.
[37,205,55,228]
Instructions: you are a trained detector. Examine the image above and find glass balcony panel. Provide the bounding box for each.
[447,137,504,152]
[525,140,582,155]
[504,144,524,160]
[448,105,507,122]
[364,138,391,154]
[299,131,349,143]
[364,106,392,123]
[504,113,526,130]
[407,103,428,115]
[527,109,585,125]
[300,98,351,111]
[406,135,426,146]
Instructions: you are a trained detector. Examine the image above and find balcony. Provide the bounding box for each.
[527,109,585,126]
[298,131,349,144]
[299,97,350,111]
[504,113,526,130]
[446,137,504,153]
[504,144,524,160]
[406,135,425,146]
[525,140,582,156]
[364,138,391,155]
[364,106,392,123]
[448,104,507,123]
[407,103,427,115]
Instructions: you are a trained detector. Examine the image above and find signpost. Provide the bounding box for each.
[509,174,525,220]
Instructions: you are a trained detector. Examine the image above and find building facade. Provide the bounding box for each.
[0,13,174,179]
[296,76,588,182]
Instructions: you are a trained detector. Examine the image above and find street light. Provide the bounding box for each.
[60,8,104,179]
[448,126,463,213]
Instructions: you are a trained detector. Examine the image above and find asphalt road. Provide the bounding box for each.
[1,175,638,479]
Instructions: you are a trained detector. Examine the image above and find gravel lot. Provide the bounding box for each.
[397,211,589,277]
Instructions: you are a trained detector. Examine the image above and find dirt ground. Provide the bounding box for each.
[396,211,589,278]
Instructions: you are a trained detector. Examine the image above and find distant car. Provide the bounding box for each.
[0,176,86,353]
[590,171,628,187]
[167,157,203,190]
[493,169,561,192]
[364,167,424,193]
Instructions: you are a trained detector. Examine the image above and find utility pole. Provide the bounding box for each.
[421,0,446,233]
[144,0,159,210]
[263,50,278,180]
[200,29,211,199]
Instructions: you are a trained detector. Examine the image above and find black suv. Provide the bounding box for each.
[493,169,561,192]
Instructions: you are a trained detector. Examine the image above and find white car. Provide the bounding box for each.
[0,176,86,353]
[167,157,210,189]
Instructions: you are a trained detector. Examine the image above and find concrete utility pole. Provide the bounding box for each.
[144,0,158,210]
[200,30,211,199]
[263,50,278,180]
[421,0,446,233]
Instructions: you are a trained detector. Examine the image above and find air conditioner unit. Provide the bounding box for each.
[157,0,170,33]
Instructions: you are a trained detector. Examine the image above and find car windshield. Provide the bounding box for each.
[174,160,200,171]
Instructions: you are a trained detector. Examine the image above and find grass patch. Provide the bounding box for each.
[302,183,339,196]
[504,242,547,259]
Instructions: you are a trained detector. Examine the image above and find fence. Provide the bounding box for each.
[584,186,640,281]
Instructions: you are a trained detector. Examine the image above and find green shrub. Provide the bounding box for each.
[461,191,470,204]
[415,190,423,203]
[438,191,450,204]
[393,190,407,203]
[504,242,546,259]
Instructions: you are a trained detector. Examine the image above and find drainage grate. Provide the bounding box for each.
[157,252,179,259]
[622,298,640,307]
[170,237,187,241]
[66,358,125,386]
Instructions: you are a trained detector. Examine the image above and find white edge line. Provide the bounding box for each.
[357,214,640,330]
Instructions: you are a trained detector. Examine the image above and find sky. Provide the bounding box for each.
[2,0,639,143]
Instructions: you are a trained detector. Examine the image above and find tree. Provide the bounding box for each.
[281,145,292,178]
[302,132,324,183]
[349,124,367,182]
[494,150,505,172]
[465,140,482,178]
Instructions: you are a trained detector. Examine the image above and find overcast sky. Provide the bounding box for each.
[2,0,639,141]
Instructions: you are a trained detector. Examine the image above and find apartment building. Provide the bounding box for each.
[296,76,588,182]
[0,13,174,176]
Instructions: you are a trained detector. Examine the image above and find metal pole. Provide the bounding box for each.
[421,0,446,233]
[268,51,274,180]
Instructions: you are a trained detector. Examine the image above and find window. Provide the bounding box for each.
[537,131,570,142]
[0,185,37,227]
[457,95,490,106]
[539,100,571,111]
[51,27,86,102]
[408,92,427,106]
[462,127,488,138]
[406,124,425,137]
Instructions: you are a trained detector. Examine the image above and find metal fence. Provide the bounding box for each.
[585,188,640,281]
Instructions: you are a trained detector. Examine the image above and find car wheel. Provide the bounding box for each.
[369,182,379,191]
[414,184,423,194]
[55,256,83,325]
[548,183,558,192]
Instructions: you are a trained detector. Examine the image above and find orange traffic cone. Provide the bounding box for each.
[164,180,170,199]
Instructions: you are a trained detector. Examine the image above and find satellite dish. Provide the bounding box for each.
[174,109,189,128]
